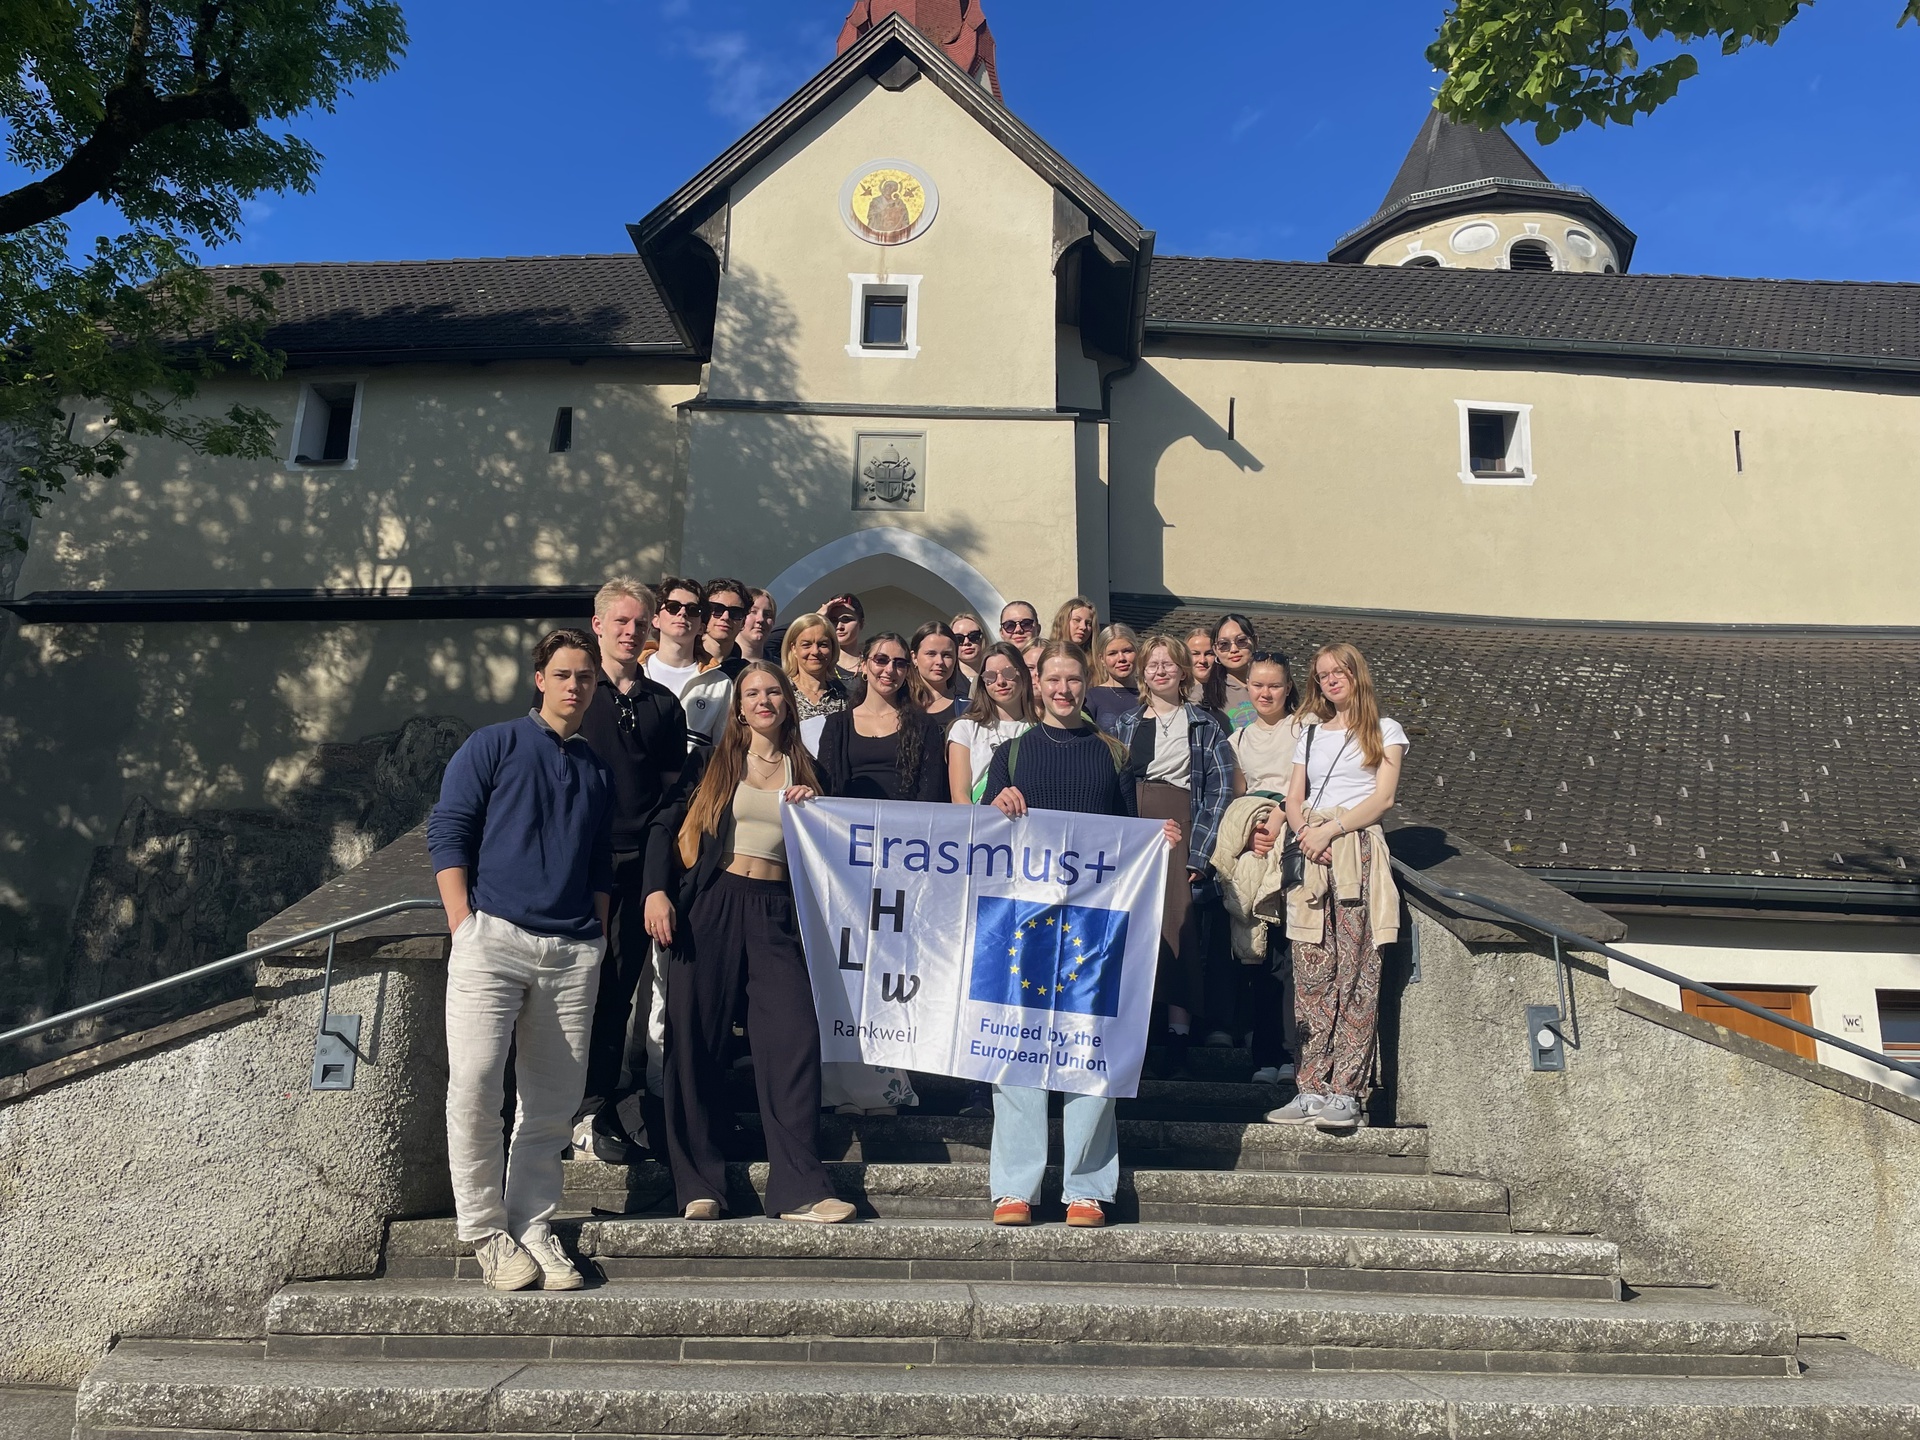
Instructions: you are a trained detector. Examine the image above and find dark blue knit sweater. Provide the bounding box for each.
[982,722,1137,818]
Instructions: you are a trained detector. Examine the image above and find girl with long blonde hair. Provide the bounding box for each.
[1049,596,1099,649]
[663,661,853,1224]
[1267,642,1407,1134]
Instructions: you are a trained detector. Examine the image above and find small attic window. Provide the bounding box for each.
[290,380,361,468]
[1456,400,1535,486]
[846,273,921,359]
[550,406,574,454]
[1508,239,1556,272]
[1401,255,1441,268]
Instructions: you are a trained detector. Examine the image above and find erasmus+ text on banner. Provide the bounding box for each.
[783,798,1168,1097]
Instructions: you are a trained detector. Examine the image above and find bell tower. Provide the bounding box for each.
[838,0,1001,100]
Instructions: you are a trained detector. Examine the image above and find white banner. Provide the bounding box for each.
[783,797,1168,1098]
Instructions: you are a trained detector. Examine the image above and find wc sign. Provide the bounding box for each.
[783,798,1168,1097]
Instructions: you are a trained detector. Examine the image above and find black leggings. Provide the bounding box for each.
[664,872,834,1217]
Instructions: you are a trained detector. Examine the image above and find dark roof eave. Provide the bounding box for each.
[1142,317,1920,379]
[1534,867,1920,916]
[1328,181,1638,269]
[271,342,697,366]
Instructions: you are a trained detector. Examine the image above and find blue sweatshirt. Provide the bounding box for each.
[427,713,616,940]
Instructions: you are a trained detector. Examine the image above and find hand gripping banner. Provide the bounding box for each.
[783,798,1168,1097]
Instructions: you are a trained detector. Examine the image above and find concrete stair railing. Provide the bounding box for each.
[73,1046,1920,1439]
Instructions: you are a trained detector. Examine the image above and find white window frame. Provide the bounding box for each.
[286,376,365,471]
[846,273,922,359]
[1456,400,1536,486]
[1503,235,1560,272]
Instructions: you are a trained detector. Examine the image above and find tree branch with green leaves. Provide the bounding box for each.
[0,0,406,551]
[1429,1,1920,142]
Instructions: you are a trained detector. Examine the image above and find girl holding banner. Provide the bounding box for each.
[981,640,1182,1228]
[662,662,856,1224]
[947,642,1038,804]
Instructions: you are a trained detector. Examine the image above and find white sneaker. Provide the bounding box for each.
[569,1116,595,1157]
[473,1232,539,1291]
[521,1232,584,1291]
[1264,1093,1325,1126]
[1251,1066,1281,1084]
[1314,1094,1363,1131]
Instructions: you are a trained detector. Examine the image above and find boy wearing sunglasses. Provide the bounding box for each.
[641,576,734,746]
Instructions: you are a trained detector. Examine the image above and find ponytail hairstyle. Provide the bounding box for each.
[906,619,958,710]
[1034,640,1129,767]
[963,641,1039,725]
[1049,596,1099,646]
[850,632,924,800]
[1090,622,1139,686]
[1295,642,1386,768]
[1184,625,1226,710]
[677,662,821,867]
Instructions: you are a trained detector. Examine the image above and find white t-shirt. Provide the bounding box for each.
[644,655,703,698]
[1231,716,1301,796]
[1143,707,1191,788]
[948,717,1032,800]
[1292,718,1410,813]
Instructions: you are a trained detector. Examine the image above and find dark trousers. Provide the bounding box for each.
[664,872,834,1217]
[577,852,661,1146]
[1240,955,1291,1067]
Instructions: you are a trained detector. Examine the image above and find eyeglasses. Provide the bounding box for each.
[953,629,985,645]
[1001,617,1037,634]
[869,656,911,671]
[1315,668,1351,683]
[1214,634,1252,651]
[707,603,748,622]
[1143,661,1183,676]
[982,667,1021,686]
[659,598,706,619]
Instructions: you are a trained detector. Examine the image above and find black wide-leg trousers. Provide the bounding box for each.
[664,871,835,1218]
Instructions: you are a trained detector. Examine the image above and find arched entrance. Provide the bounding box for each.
[766,527,1007,637]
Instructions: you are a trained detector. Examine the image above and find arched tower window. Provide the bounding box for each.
[1508,239,1556,272]
[1401,255,1442,268]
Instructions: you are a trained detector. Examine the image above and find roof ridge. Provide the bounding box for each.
[1154,255,1920,291]
[205,254,643,271]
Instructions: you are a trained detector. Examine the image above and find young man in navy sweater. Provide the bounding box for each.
[428,628,614,1292]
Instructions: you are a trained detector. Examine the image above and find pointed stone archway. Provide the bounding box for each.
[765,527,1007,635]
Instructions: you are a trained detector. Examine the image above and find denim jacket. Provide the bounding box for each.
[1112,703,1236,899]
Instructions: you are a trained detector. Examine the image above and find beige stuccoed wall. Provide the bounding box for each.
[1363,207,1620,272]
[15,359,698,596]
[1112,344,1920,626]
[709,74,1058,410]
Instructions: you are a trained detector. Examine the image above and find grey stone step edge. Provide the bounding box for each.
[262,1278,1793,1377]
[383,1216,1616,1300]
[78,1342,1920,1440]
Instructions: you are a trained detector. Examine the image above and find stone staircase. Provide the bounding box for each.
[74,1049,1920,1438]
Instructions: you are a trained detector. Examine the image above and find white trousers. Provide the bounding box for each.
[445,910,604,1243]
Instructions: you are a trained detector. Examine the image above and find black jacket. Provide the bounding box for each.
[815,708,949,805]
[573,667,689,898]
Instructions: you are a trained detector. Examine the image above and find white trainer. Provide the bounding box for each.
[521,1232,584,1291]
[1264,1093,1325,1126]
[1314,1094,1363,1131]
[473,1232,539,1292]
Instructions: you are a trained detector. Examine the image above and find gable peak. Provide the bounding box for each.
[839,0,1000,100]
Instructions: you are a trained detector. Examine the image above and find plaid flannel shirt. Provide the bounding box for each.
[1114,703,1237,893]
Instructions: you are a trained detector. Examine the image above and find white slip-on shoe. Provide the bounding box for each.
[522,1232,584,1291]
[1264,1092,1325,1126]
[473,1232,540,1292]
[1250,1066,1282,1085]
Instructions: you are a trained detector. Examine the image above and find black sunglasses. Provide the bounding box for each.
[659,598,707,619]
[1250,651,1289,665]
[1001,617,1038,634]
[953,628,985,645]
[868,655,912,670]
[707,603,748,622]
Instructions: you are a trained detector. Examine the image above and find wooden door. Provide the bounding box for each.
[1682,987,1817,1061]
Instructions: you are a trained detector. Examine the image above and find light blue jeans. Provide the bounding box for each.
[988,1084,1119,1204]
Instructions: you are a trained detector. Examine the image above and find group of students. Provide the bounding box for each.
[424,576,1407,1290]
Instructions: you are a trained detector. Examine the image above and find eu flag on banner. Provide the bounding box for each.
[968,896,1129,1018]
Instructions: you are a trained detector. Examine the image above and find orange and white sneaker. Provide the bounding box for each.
[992,1197,1033,1226]
[1065,1199,1107,1228]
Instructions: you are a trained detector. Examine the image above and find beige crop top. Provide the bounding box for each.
[725,758,791,865]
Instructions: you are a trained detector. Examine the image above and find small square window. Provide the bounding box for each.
[291,380,361,467]
[1878,991,1920,1052]
[1456,401,1534,485]
[550,406,574,454]
[862,294,909,348]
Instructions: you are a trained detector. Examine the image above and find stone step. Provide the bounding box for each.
[77,1338,1920,1440]
[561,1160,1511,1230]
[384,1215,1619,1300]
[262,1278,1793,1377]
[901,1071,1285,1120]
[731,1112,1428,1173]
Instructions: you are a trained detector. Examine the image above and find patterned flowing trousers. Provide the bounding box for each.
[1292,830,1384,1099]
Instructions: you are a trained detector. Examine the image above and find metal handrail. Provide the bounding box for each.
[1391,859,1920,1085]
[0,898,445,1049]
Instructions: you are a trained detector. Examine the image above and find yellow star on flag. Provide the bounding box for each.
[1021,979,1031,990]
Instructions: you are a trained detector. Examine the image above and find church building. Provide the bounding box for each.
[3,4,1917,1082]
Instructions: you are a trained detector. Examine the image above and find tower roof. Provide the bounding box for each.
[839,0,1000,100]
[1329,106,1636,269]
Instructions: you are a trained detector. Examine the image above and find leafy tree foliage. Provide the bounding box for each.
[1429,2,1919,142]
[0,1,406,550]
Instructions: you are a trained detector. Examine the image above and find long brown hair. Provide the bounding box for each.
[850,632,924,800]
[1295,642,1386,768]
[963,641,1039,724]
[907,620,958,710]
[677,661,822,867]
[1049,596,1098,645]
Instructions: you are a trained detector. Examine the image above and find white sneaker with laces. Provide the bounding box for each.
[473,1232,540,1292]
[1264,1092,1325,1126]
[1314,1094,1363,1131]
[521,1231,584,1290]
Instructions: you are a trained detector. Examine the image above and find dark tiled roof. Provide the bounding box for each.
[1147,257,1920,373]
[1376,108,1550,214]
[1110,594,1920,893]
[203,256,692,361]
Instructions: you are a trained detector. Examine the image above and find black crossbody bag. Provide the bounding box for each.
[1278,725,1352,889]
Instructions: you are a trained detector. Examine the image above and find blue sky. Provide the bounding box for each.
[11,1,1920,281]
